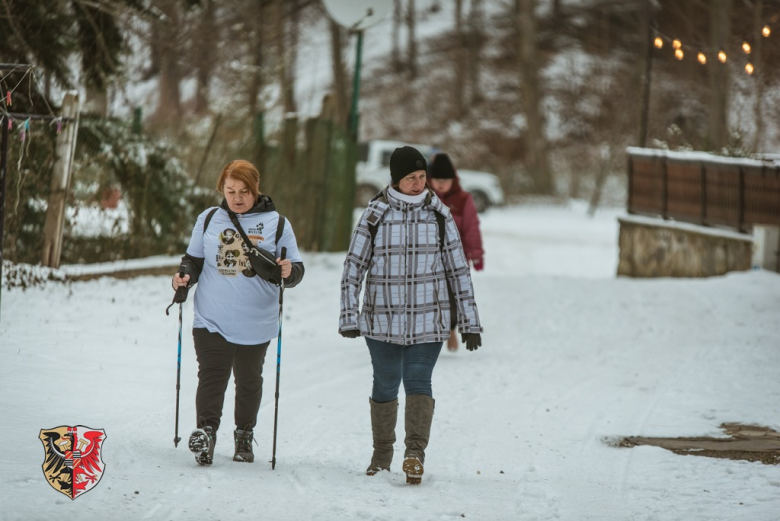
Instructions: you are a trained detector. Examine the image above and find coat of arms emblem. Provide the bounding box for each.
[39,426,106,499]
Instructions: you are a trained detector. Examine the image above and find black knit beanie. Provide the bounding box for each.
[429,153,456,179]
[390,146,427,185]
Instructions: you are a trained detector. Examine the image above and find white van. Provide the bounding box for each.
[356,140,505,212]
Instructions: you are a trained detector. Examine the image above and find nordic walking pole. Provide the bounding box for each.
[166,264,189,448]
[271,247,287,470]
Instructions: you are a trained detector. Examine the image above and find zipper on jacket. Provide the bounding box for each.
[403,202,410,345]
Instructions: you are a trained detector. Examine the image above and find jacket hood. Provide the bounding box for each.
[220,194,277,215]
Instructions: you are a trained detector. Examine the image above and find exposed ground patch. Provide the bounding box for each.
[615,423,780,465]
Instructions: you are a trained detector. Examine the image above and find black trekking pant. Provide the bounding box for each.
[193,328,270,433]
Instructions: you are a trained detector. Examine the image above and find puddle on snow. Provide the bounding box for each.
[613,423,780,465]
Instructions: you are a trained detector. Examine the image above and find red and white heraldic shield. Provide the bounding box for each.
[39,425,107,500]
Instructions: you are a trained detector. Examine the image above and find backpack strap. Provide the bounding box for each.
[434,210,446,253]
[275,215,286,245]
[203,208,286,245]
[367,208,446,255]
[202,207,219,236]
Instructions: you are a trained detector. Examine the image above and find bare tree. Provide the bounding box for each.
[517,0,553,193]
[468,0,484,105]
[329,20,349,127]
[392,0,403,71]
[274,0,297,114]
[247,0,266,117]
[406,0,418,79]
[453,0,465,118]
[752,0,764,152]
[194,0,217,114]
[707,0,732,149]
[152,0,183,123]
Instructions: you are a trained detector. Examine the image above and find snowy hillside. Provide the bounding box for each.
[2,201,780,520]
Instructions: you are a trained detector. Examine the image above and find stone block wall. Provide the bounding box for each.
[617,216,753,278]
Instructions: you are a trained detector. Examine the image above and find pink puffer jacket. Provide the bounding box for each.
[434,177,484,271]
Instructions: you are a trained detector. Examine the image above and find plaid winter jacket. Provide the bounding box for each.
[339,187,482,345]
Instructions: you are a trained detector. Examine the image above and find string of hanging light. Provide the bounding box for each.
[651,20,774,76]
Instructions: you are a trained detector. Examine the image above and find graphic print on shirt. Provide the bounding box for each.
[216,223,267,278]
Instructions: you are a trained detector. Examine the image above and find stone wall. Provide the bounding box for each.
[617,216,753,278]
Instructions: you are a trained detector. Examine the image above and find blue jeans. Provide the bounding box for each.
[365,337,443,403]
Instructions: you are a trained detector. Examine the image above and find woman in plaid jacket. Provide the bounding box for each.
[339,146,483,485]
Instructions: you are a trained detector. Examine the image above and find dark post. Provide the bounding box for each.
[738,167,746,233]
[661,158,668,219]
[700,163,708,225]
[0,115,8,321]
[627,154,634,214]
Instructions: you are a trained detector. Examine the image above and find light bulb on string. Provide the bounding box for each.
[673,39,682,49]
[763,25,771,37]
[718,51,727,63]
[675,49,684,60]
[654,37,663,48]
[742,42,751,54]
[697,53,707,64]
[746,63,754,75]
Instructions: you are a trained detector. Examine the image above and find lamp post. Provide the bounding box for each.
[323,0,392,142]
[349,29,364,140]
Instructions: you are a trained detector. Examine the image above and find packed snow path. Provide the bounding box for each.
[2,202,779,520]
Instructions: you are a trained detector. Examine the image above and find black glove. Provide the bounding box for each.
[461,333,481,351]
[340,329,361,339]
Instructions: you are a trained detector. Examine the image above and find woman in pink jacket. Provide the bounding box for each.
[428,153,485,351]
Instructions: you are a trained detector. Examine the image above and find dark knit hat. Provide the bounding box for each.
[390,146,427,185]
[429,153,456,179]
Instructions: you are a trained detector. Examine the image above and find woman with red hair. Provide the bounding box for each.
[171,159,305,466]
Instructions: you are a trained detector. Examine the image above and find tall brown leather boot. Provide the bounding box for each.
[366,398,398,476]
[402,394,435,484]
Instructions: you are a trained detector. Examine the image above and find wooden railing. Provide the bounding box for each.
[627,147,780,233]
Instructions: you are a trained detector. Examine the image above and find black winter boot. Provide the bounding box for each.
[233,429,255,462]
[366,398,398,476]
[402,395,435,484]
[189,426,216,466]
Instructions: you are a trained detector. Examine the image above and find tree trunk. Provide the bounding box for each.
[707,0,732,150]
[276,0,297,114]
[155,0,182,124]
[453,0,465,118]
[468,0,484,105]
[517,0,553,194]
[637,0,654,147]
[286,0,300,113]
[329,20,349,128]
[406,0,418,79]
[392,0,403,72]
[247,0,265,117]
[752,0,764,153]
[195,0,217,115]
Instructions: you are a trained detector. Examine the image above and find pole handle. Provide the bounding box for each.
[173,263,189,304]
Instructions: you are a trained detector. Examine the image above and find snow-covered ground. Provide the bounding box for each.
[2,201,780,521]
